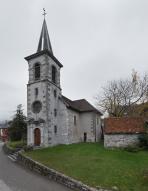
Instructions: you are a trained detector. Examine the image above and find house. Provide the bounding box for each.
[0,123,8,142]
[104,117,145,148]
[25,17,102,147]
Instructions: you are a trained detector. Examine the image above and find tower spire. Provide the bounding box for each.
[37,9,53,54]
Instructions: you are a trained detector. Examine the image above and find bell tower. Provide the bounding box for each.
[25,12,63,147]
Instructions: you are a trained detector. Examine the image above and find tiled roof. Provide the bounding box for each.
[62,96,102,115]
[104,117,145,134]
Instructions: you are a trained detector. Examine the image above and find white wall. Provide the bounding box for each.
[52,99,69,145]
[67,109,81,143]
[66,110,102,144]
[80,112,102,142]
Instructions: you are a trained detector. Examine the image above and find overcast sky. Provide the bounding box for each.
[0,0,148,120]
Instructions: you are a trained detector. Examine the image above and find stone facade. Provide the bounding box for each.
[26,19,102,147]
[66,110,101,144]
[104,134,140,148]
[27,53,63,147]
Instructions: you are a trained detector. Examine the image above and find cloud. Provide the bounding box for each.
[0,0,148,119]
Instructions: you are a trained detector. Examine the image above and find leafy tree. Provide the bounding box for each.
[8,104,27,141]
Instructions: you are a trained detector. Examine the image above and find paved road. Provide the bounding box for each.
[0,142,72,191]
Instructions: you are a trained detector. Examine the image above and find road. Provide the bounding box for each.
[0,142,72,191]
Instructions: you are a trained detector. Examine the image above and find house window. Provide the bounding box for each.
[34,63,40,80]
[54,126,57,134]
[54,109,57,117]
[52,65,57,84]
[54,90,57,98]
[74,116,77,125]
[35,88,38,97]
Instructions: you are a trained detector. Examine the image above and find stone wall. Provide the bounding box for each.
[104,134,140,148]
[17,152,110,191]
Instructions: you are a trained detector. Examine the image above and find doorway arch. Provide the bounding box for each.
[34,128,41,146]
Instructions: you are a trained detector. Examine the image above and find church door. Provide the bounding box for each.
[34,128,41,146]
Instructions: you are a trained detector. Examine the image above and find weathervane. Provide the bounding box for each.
[43,8,47,19]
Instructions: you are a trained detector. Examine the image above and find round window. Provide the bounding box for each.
[32,101,42,113]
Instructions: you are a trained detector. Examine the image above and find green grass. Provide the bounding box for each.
[25,143,148,191]
[7,140,26,149]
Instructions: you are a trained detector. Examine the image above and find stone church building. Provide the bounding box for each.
[25,18,102,147]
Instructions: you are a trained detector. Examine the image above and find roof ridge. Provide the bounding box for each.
[73,99,86,102]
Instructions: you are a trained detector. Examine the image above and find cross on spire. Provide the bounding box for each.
[42,8,47,19]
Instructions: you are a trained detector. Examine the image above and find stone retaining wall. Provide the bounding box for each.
[17,152,110,191]
[104,134,140,148]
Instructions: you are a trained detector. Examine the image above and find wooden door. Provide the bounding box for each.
[34,128,41,146]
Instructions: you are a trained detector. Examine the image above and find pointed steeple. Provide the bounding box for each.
[37,18,53,54]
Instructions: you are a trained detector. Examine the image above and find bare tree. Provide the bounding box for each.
[96,71,148,117]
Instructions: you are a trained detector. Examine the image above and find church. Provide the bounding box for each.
[25,16,102,147]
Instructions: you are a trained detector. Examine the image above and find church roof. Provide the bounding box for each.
[62,96,102,115]
[37,19,53,54]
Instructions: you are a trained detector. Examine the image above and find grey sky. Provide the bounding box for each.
[0,0,148,120]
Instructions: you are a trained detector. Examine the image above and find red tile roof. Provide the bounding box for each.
[104,117,145,134]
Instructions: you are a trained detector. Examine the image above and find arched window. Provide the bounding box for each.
[52,65,57,84]
[34,63,40,80]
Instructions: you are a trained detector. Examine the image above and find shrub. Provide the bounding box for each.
[23,145,33,152]
[138,134,148,149]
[7,140,27,149]
[124,146,140,153]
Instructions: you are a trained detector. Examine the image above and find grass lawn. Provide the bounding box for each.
[25,143,148,191]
